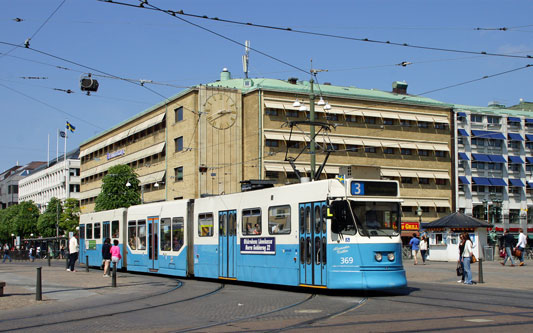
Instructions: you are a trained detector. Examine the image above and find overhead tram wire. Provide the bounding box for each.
[100,0,532,60]
[419,64,532,96]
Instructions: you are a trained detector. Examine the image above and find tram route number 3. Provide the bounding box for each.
[351,182,365,195]
[340,257,354,264]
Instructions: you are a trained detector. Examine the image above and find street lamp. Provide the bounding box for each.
[126,181,143,203]
[11,233,15,248]
[416,206,423,224]
[482,199,488,222]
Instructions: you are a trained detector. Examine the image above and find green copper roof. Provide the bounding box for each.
[454,103,533,118]
[205,76,452,108]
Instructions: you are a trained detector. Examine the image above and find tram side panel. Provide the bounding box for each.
[192,197,219,279]
[125,201,189,276]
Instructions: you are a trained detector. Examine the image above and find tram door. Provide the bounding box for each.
[219,210,237,278]
[147,216,159,271]
[299,202,327,286]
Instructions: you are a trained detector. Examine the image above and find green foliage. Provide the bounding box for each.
[12,201,39,238]
[95,164,141,211]
[0,207,17,242]
[37,197,62,237]
[60,198,80,234]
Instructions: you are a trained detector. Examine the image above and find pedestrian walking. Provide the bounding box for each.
[111,239,122,264]
[29,247,35,262]
[2,243,12,263]
[516,228,527,266]
[102,238,112,277]
[420,235,428,264]
[409,233,420,265]
[500,230,516,267]
[457,234,466,283]
[60,245,65,259]
[462,232,474,285]
[67,233,79,272]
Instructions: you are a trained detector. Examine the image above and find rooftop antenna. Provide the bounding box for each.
[242,40,250,79]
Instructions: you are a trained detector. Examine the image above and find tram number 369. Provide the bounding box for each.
[340,257,354,264]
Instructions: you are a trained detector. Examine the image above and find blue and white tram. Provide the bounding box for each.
[79,178,406,290]
[79,208,127,269]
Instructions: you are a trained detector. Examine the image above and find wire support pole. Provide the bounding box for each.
[309,78,316,181]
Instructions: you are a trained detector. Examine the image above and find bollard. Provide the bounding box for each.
[36,267,42,301]
[112,262,117,288]
[47,255,51,267]
[478,258,484,283]
[86,255,89,272]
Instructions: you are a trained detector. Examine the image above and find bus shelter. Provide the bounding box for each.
[421,212,492,262]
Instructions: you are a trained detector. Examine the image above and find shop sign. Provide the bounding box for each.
[401,222,419,231]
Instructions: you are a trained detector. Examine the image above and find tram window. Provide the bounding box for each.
[299,237,305,264]
[128,221,137,250]
[268,205,291,234]
[172,217,184,251]
[103,221,110,239]
[137,220,147,250]
[80,225,85,239]
[305,207,311,233]
[322,208,327,233]
[86,223,93,240]
[219,214,227,236]
[299,207,305,231]
[198,213,214,237]
[160,218,171,251]
[228,212,236,236]
[322,236,327,264]
[306,237,311,265]
[111,220,119,238]
[242,208,261,235]
[314,206,321,234]
[94,223,101,239]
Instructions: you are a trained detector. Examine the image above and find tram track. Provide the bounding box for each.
[0,280,225,332]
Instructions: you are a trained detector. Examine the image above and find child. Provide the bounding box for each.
[110,240,122,265]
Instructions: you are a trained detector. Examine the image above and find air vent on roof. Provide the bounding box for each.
[323,82,331,85]
[488,101,505,108]
[288,77,298,84]
[392,81,408,94]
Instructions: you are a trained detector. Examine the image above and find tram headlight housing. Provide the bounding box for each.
[375,253,383,262]
[387,252,395,261]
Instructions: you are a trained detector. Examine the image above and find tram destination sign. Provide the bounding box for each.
[240,237,276,255]
[350,180,398,196]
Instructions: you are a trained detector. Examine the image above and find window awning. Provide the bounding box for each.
[508,156,524,164]
[527,157,533,164]
[433,117,449,124]
[488,155,506,163]
[343,109,364,117]
[471,130,506,140]
[459,176,470,184]
[343,138,364,146]
[417,171,435,179]
[362,110,382,118]
[472,154,491,162]
[418,200,435,207]
[416,115,436,123]
[433,144,450,152]
[401,199,419,207]
[399,142,418,149]
[472,177,491,185]
[80,113,165,158]
[380,112,399,119]
[526,134,533,142]
[138,170,166,186]
[362,139,381,147]
[434,200,451,208]
[433,172,450,179]
[509,179,525,187]
[264,132,287,141]
[397,113,418,121]
[416,143,435,150]
[526,118,533,124]
[381,141,400,148]
[79,187,101,200]
[264,163,288,172]
[399,170,419,178]
[508,117,521,122]
[381,169,401,177]
[508,133,524,141]
[489,178,507,186]
[458,152,469,160]
[458,129,469,137]
[457,112,467,117]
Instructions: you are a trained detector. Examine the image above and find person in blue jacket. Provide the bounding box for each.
[409,233,420,265]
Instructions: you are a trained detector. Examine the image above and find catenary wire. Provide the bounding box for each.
[100,0,532,60]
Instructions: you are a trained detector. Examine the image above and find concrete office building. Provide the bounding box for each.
[18,149,81,212]
[0,161,46,209]
[79,69,454,229]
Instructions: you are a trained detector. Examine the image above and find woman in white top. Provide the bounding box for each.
[462,232,474,285]
[516,228,527,266]
[419,236,428,264]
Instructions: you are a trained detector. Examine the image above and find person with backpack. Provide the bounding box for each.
[102,238,112,277]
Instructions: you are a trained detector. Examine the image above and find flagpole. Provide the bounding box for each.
[64,129,69,200]
[56,129,59,162]
[47,133,50,167]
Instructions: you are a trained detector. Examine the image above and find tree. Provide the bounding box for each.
[12,201,39,238]
[95,164,141,211]
[37,197,62,237]
[60,198,80,234]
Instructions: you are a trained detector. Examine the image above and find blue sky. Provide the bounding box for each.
[1,0,531,173]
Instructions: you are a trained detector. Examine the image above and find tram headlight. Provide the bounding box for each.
[375,253,383,262]
[387,253,395,261]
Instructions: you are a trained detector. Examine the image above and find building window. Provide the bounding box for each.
[174,166,183,181]
[365,147,376,153]
[265,108,279,116]
[400,120,412,127]
[265,171,278,179]
[346,115,357,123]
[418,121,429,128]
[365,117,376,124]
[401,148,412,155]
[174,107,183,122]
[329,143,339,151]
[509,164,520,172]
[508,141,520,149]
[175,136,183,152]
[383,147,394,154]
[487,116,500,124]
[435,151,446,158]
[472,185,485,193]
[487,163,502,170]
[286,110,298,118]
[472,161,485,170]
[402,206,413,213]
[287,141,299,149]
[265,139,279,147]
[435,123,447,129]
[527,142,533,150]
[470,114,483,123]
[346,145,358,152]
[472,138,485,146]
[436,179,447,185]
[383,118,394,125]
[527,164,533,173]
[419,178,430,185]
[509,187,521,195]
[436,207,447,213]
[488,139,502,148]
[401,177,412,184]
[325,114,338,121]
[418,150,429,156]
[509,209,520,223]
